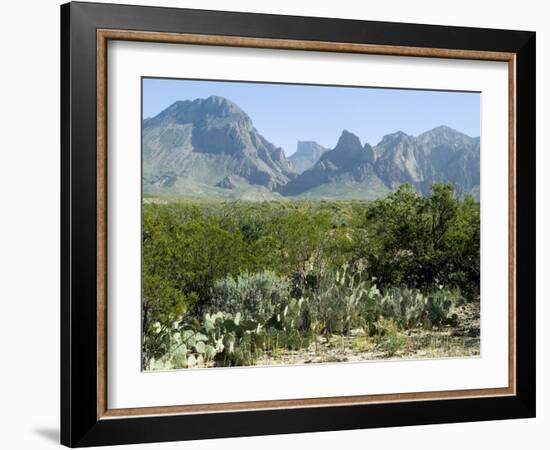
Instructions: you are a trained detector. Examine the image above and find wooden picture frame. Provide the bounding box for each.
[61,1,535,447]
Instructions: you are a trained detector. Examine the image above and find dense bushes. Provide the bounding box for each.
[361,184,480,297]
[142,273,197,368]
[142,183,479,368]
[147,269,461,369]
[209,271,291,322]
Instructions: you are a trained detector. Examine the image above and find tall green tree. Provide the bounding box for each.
[362,183,479,298]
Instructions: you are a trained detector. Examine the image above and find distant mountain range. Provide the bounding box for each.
[143,96,480,200]
[288,141,328,173]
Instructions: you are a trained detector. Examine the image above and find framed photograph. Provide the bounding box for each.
[61,1,536,447]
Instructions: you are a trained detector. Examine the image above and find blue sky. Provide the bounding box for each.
[143,78,480,157]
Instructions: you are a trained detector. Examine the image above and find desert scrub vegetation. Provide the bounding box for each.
[142,183,480,370]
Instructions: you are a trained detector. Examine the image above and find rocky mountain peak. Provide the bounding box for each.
[288,141,328,174]
[319,130,374,169]
[142,96,295,193]
[417,125,474,148]
[379,130,411,145]
[363,143,375,164]
[294,141,326,158]
[334,130,363,154]
[200,95,247,117]
[143,97,479,200]
[149,96,252,129]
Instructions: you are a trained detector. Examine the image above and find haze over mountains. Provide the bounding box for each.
[143,96,480,200]
[288,141,329,173]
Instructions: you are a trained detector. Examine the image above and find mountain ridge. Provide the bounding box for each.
[143,96,480,200]
[288,141,328,173]
[143,96,295,195]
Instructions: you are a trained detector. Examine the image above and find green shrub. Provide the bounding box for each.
[362,183,480,298]
[209,271,290,322]
[142,273,197,369]
[142,192,479,368]
[376,318,406,356]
